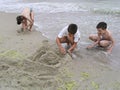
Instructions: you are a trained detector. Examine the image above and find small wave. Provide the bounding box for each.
[0,0,17,4]
[1,0,120,15]
[92,8,120,15]
[0,2,87,13]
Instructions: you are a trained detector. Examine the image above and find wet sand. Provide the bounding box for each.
[0,12,73,90]
[0,12,120,90]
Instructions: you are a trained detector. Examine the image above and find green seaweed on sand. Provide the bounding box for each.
[57,69,76,90]
[57,87,63,90]
[57,81,76,90]
[112,81,120,89]
[80,72,89,80]
[0,50,25,59]
[91,81,99,90]
[64,81,76,90]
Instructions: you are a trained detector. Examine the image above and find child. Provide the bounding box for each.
[87,22,115,54]
[16,7,34,31]
[56,24,80,55]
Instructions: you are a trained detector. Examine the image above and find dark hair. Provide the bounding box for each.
[68,24,77,34]
[16,16,23,25]
[96,22,107,30]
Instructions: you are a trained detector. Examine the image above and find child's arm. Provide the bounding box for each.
[26,18,34,31]
[22,16,33,29]
[26,18,33,26]
[107,35,115,53]
[56,37,66,54]
[68,42,77,53]
[87,36,101,49]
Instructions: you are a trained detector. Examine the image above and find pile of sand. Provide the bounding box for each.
[0,12,74,90]
[0,39,72,90]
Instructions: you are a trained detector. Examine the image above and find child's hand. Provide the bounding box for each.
[67,50,72,57]
[60,47,66,54]
[86,45,93,49]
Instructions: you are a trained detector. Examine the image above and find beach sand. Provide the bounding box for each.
[0,12,73,90]
[0,12,120,90]
[0,12,48,57]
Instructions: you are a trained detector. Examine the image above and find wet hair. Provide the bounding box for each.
[68,24,77,34]
[96,22,107,30]
[16,16,23,25]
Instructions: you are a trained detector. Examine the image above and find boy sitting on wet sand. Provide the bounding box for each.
[87,22,115,54]
[56,24,80,55]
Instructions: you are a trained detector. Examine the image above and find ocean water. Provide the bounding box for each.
[0,0,120,89]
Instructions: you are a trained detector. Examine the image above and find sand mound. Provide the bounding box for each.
[0,40,72,90]
[31,40,71,67]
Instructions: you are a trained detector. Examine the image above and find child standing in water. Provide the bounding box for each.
[56,24,80,55]
[16,7,34,31]
[87,22,115,54]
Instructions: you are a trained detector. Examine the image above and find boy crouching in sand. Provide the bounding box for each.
[56,24,80,55]
[16,7,34,31]
[87,22,115,54]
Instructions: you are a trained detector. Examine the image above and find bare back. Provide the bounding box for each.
[21,8,31,19]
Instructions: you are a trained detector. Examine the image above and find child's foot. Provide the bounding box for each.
[28,29,32,31]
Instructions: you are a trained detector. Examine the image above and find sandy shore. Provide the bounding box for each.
[1,12,120,90]
[0,12,73,90]
[0,12,48,57]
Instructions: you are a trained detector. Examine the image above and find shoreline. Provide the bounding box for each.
[1,11,120,90]
[0,11,73,90]
[0,11,48,57]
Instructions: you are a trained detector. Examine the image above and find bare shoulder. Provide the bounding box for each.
[107,30,112,36]
[107,30,114,41]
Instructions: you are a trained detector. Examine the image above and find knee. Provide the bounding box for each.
[99,41,103,46]
[99,41,106,46]
[89,35,93,40]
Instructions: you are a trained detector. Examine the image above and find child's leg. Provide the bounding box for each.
[99,40,111,47]
[89,34,98,42]
[29,22,33,31]
[29,12,34,31]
